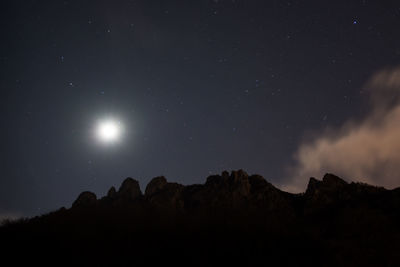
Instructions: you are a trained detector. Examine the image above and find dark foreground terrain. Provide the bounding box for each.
[2,170,400,266]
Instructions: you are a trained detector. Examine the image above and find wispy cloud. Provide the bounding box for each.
[283,67,400,192]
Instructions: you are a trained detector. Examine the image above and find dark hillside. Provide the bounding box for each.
[2,170,400,266]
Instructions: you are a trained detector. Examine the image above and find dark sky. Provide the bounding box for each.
[1,0,400,217]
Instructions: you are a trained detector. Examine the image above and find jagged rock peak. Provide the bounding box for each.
[231,169,249,180]
[221,170,229,178]
[309,177,319,184]
[107,186,117,199]
[145,176,167,196]
[118,177,142,200]
[72,191,97,208]
[205,170,251,197]
[306,174,348,196]
[248,174,272,189]
[322,173,347,187]
[305,177,320,194]
[206,169,249,186]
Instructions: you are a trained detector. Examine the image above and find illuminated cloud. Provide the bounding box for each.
[283,67,400,192]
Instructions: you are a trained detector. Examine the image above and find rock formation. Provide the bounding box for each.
[107,186,117,199]
[4,170,400,266]
[117,177,142,201]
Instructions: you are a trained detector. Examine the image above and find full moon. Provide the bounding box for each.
[96,120,122,143]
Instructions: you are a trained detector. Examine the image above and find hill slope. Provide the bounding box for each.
[2,170,400,266]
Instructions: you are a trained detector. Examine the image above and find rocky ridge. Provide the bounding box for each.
[3,170,400,266]
[71,170,390,216]
[72,170,291,210]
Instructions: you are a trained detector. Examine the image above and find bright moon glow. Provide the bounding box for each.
[96,120,121,143]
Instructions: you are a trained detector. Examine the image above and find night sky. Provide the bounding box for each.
[2,0,400,218]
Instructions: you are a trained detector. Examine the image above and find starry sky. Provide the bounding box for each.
[1,0,400,217]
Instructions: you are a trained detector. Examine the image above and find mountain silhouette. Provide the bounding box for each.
[2,170,400,266]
